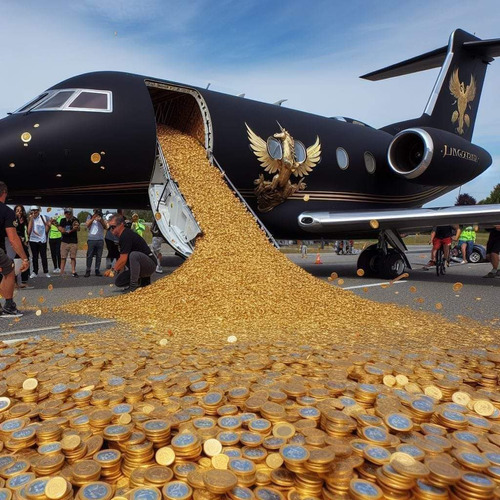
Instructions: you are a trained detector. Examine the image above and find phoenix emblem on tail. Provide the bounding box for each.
[449,68,476,135]
[246,123,321,212]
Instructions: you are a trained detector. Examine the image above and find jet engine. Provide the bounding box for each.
[387,127,492,186]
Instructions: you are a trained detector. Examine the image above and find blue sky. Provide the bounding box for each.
[0,0,499,206]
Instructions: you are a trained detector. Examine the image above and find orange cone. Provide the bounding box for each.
[315,253,323,264]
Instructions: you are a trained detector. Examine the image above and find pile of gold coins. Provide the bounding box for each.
[65,126,498,347]
[0,334,499,499]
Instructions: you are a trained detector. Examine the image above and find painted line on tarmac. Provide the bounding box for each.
[343,280,408,290]
[0,320,116,337]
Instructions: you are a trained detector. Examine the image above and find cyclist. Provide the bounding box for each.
[424,225,456,268]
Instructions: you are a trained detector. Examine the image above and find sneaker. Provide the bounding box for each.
[155,265,163,274]
[460,260,467,264]
[483,271,497,278]
[72,273,79,278]
[95,271,102,277]
[45,273,51,278]
[121,286,139,294]
[427,260,436,267]
[84,271,91,278]
[53,268,60,274]
[2,303,22,317]
[29,272,37,279]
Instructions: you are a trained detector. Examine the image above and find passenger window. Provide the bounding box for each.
[69,92,108,110]
[33,91,75,110]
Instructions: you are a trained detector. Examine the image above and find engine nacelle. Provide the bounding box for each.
[387,127,492,185]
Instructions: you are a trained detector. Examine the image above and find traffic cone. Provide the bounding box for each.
[315,253,323,264]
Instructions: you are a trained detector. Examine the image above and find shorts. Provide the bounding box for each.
[457,239,474,253]
[151,236,163,256]
[0,248,14,276]
[61,242,78,259]
[486,230,500,255]
[432,237,452,250]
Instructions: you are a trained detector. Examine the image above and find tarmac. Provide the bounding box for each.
[0,245,498,341]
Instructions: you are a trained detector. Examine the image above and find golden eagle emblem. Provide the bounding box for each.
[246,123,321,212]
[449,68,476,135]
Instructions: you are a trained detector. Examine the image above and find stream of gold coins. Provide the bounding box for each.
[64,125,498,348]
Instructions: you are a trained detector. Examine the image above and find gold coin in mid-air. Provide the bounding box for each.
[21,132,32,142]
[370,219,379,229]
[155,212,162,220]
[91,153,101,164]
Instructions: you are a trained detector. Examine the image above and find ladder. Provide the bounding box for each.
[148,139,279,258]
[148,141,201,257]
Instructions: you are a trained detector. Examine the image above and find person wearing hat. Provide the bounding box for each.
[27,204,51,278]
[58,208,80,277]
[0,181,29,316]
[131,213,146,237]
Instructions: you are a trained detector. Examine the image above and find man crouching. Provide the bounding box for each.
[103,214,157,293]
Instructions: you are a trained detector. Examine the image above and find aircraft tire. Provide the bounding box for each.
[357,244,381,277]
[382,252,406,279]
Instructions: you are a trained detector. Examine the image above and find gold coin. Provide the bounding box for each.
[356,268,365,277]
[474,400,495,417]
[265,453,284,469]
[272,422,295,440]
[159,339,169,346]
[227,335,237,343]
[424,386,443,400]
[395,375,409,386]
[118,413,132,425]
[22,378,38,391]
[21,132,32,142]
[155,212,162,220]
[303,195,310,202]
[452,391,471,406]
[155,447,175,466]
[370,219,379,229]
[35,310,42,316]
[203,438,222,457]
[453,282,463,292]
[45,477,67,500]
[61,434,81,451]
[212,454,229,470]
[390,452,415,466]
[383,375,396,387]
[91,153,101,164]
[48,284,54,291]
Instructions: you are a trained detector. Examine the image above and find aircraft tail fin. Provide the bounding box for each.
[362,29,500,141]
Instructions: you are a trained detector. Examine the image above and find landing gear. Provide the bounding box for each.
[356,230,410,279]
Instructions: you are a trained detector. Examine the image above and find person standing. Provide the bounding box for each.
[13,205,30,287]
[483,225,500,278]
[84,209,107,277]
[0,182,29,316]
[28,205,51,278]
[48,213,63,273]
[455,225,476,264]
[58,208,80,277]
[150,220,164,273]
[131,213,146,237]
[104,213,120,270]
[104,214,156,292]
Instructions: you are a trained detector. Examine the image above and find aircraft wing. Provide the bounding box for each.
[298,204,500,238]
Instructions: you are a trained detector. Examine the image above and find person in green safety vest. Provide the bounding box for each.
[455,225,476,264]
[48,213,63,273]
[131,213,146,237]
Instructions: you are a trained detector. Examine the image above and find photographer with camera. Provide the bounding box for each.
[84,209,107,277]
[27,205,51,278]
[58,208,80,277]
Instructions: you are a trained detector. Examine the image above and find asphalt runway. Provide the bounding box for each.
[0,245,498,341]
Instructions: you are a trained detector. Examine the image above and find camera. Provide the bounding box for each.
[93,209,103,217]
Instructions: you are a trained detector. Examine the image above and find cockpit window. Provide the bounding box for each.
[68,91,109,110]
[14,89,113,113]
[33,91,75,110]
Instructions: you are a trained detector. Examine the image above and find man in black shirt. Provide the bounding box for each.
[0,182,29,316]
[425,225,456,268]
[58,208,80,277]
[104,214,156,292]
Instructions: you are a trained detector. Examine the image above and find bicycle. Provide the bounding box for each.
[435,246,446,276]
